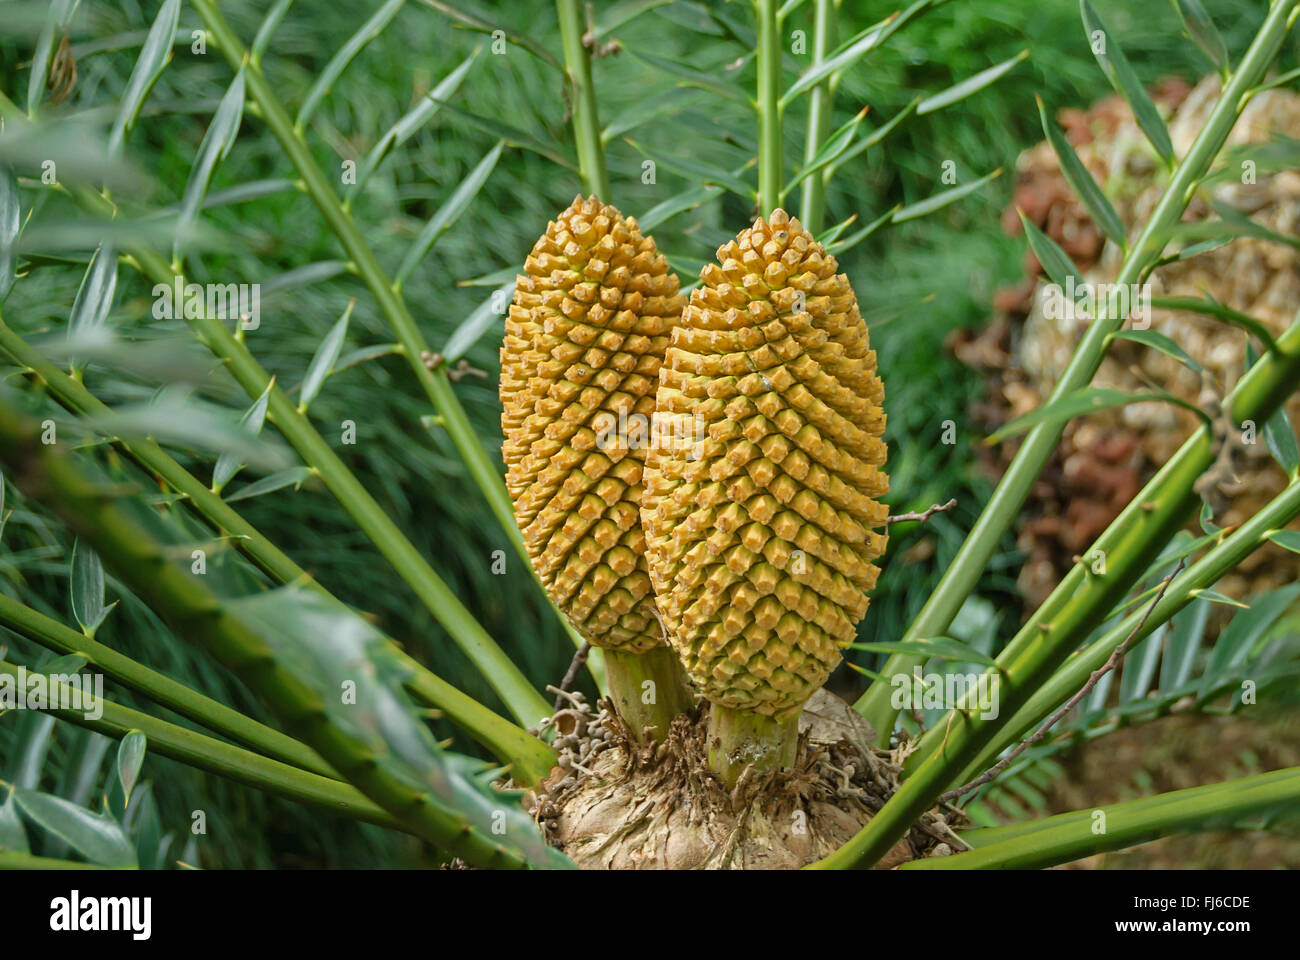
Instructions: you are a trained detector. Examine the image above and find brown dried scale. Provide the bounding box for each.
[642,208,889,716]
[501,195,686,653]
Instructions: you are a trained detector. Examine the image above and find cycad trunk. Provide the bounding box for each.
[533,689,956,869]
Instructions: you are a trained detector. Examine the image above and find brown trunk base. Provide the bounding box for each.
[527,689,962,869]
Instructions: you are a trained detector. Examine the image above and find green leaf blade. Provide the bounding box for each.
[1264,405,1299,477]
[297,0,407,129]
[892,168,1002,224]
[918,50,1029,116]
[1160,596,1211,691]
[212,381,275,492]
[851,636,998,667]
[108,0,182,156]
[176,70,247,261]
[1036,96,1127,248]
[224,466,313,503]
[626,140,754,200]
[353,50,480,195]
[1080,0,1174,164]
[785,106,870,195]
[623,48,748,104]
[114,731,147,810]
[68,243,119,340]
[826,206,898,256]
[1173,0,1229,73]
[0,787,29,854]
[1111,329,1204,373]
[1266,530,1300,554]
[442,280,515,363]
[13,789,137,868]
[70,539,110,636]
[1,165,21,303]
[395,140,504,286]
[299,300,355,412]
[432,102,573,171]
[1149,295,1276,351]
[1017,209,1084,294]
[781,3,928,106]
[987,386,1206,445]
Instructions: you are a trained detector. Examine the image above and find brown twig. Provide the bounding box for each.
[553,641,592,712]
[418,350,488,381]
[447,359,489,381]
[886,498,957,526]
[580,1,621,57]
[939,558,1186,804]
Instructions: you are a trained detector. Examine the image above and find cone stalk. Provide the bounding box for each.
[603,646,695,744]
[707,703,799,788]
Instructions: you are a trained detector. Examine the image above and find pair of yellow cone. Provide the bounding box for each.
[501,195,888,718]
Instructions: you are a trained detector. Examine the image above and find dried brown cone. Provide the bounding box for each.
[500,195,686,653]
[1017,76,1300,600]
[642,209,889,717]
[958,76,1300,607]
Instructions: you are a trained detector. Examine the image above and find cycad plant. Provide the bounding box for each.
[0,0,1298,871]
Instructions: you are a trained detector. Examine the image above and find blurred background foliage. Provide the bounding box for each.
[0,0,1290,867]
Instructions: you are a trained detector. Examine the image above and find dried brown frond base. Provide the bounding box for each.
[527,689,961,869]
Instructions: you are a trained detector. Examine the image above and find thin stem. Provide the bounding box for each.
[556,0,610,199]
[756,0,783,215]
[0,660,403,832]
[707,703,799,788]
[798,0,835,233]
[904,767,1300,870]
[0,593,337,780]
[857,0,1300,740]
[818,316,1300,870]
[0,313,556,784]
[886,498,957,526]
[552,640,591,711]
[952,476,1300,787]
[603,646,694,744]
[186,0,598,685]
[940,558,1185,804]
[0,402,554,868]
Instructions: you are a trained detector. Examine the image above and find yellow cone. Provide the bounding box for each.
[501,195,685,653]
[642,209,888,715]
